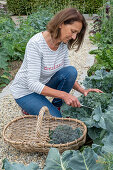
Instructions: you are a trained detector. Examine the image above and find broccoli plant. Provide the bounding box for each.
[49,124,83,144]
[83,69,113,93]
[61,92,112,120]
[2,158,40,170]
[79,92,112,112]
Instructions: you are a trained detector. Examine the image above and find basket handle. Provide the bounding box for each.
[36,106,51,138]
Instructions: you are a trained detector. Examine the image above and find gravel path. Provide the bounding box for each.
[0,20,95,169]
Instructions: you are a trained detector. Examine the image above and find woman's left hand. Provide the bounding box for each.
[83,89,103,96]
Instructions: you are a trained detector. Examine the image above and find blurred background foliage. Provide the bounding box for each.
[88,0,113,76]
[6,0,103,15]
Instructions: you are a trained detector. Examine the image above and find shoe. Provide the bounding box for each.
[57,107,61,111]
[22,109,30,115]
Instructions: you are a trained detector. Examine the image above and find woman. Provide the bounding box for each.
[10,8,102,117]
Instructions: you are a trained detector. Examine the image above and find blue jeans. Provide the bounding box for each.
[15,66,77,117]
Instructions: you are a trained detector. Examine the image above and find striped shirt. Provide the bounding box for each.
[10,32,70,99]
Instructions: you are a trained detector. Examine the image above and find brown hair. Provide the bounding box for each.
[47,8,87,51]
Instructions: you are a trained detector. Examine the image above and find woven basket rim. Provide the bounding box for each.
[3,115,87,147]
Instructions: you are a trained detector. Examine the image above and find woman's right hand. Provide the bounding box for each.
[62,92,81,107]
[41,86,81,107]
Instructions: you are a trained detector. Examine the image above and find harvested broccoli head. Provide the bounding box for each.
[49,124,83,144]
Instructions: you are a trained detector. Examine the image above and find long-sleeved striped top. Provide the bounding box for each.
[10,32,70,99]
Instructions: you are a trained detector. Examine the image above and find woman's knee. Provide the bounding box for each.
[65,66,78,80]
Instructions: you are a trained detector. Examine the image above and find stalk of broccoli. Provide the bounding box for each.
[49,124,83,144]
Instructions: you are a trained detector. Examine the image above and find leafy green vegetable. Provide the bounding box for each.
[26,8,53,31]
[87,63,104,77]
[0,71,11,88]
[61,92,112,120]
[88,128,106,141]
[88,45,113,75]
[0,8,53,88]
[49,125,82,144]
[79,92,112,112]
[44,147,104,170]
[61,94,113,145]
[2,158,40,170]
[68,147,104,170]
[104,112,113,133]
[97,152,113,170]
[44,148,75,170]
[102,132,113,154]
[83,69,113,93]
[89,0,113,48]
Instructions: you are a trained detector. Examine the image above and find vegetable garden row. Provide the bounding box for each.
[1,0,113,169]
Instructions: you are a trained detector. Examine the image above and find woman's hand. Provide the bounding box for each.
[83,88,103,96]
[63,93,81,107]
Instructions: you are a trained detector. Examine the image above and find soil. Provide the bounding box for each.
[0,60,22,92]
[8,60,22,79]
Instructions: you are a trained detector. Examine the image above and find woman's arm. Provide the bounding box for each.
[73,81,103,96]
[41,85,81,107]
[41,82,103,108]
[73,81,85,94]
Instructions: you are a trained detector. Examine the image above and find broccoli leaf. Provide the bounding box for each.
[88,127,106,141]
[44,148,75,170]
[92,144,103,156]
[97,152,113,170]
[44,148,104,170]
[102,132,113,154]
[68,148,104,170]
[92,106,106,129]
[104,112,113,133]
[104,99,113,133]
[2,158,40,170]
[83,69,113,93]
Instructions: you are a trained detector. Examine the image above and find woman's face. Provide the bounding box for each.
[59,21,82,43]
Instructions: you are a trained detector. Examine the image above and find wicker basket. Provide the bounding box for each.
[3,106,87,153]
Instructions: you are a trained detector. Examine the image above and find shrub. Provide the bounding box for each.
[7,0,38,15]
[7,0,103,15]
[89,0,113,47]
[87,45,113,75]
[88,0,113,75]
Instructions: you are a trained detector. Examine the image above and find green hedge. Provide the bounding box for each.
[46,0,103,14]
[7,0,103,15]
[7,0,39,15]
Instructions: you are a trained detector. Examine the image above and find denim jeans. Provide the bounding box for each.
[15,66,77,117]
